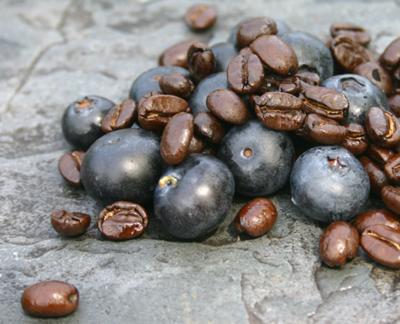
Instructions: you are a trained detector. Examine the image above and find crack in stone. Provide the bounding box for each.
[240,274,263,324]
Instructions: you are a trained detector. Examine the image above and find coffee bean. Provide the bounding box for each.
[159,73,194,99]
[388,94,400,117]
[236,17,277,48]
[206,89,250,125]
[188,135,206,153]
[354,209,400,233]
[303,86,348,121]
[353,61,393,95]
[367,144,394,166]
[342,123,368,156]
[380,37,400,72]
[101,99,137,133]
[296,71,321,87]
[51,210,91,237]
[138,94,190,131]
[21,281,79,318]
[250,35,298,76]
[159,40,197,68]
[160,112,194,165]
[365,107,400,148]
[260,74,300,94]
[234,198,277,237]
[98,201,148,240]
[58,151,85,186]
[359,156,389,195]
[330,23,370,46]
[187,43,215,82]
[361,224,400,269]
[384,154,400,184]
[184,4,217,31]
[382,185,400,214]
[319,221,359,267]
[194,112,225,144]
[227,51,264,94]
[253,92,305,131]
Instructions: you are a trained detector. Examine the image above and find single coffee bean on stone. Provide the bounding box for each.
[160,112,194,165]
[319,221,359,267]
[342,123,368,156]
[388,94,400,117]
[359,156,389,195]
[101,99,137,133]
[379,37,400,72]
[384,154,400,184]
[330,23,371,46]
[58,151,85,186]
[194,112,225,144]
[234,198,277,237]
[367,144,394,166]
[365,107,400,148]
[98,201,148,241]
[236,17,277,48]
[206,88,250,124]
[159,73,194,99]
[187,43,216,82]
[382,185,400,214]
[354,209,400,233]
[51,210,91,237]
[159,40,197,68]
[353,61,393,95]
[188,135,206,153]
[184,4,217,31]
[21,281,79,318]
[361,224,400,269]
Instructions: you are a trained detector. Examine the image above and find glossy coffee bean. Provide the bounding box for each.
[330,23,370,46]
[194,112,225,144]
[234,198,277,237]
[187,43,215,82]
[354,209,400,233]
[379,37,400,72]
[184,4,217,31]
[58,151,85,186]
[361,224,400,269]
[101,99,137,133]
[296,71,321,88]
[365,107,400,148]
[21,281,79,318]
[260,73,300,94]
[138,94,190,131]
[253,92,305,131]
[236,17,277,48]
[250,35,298,76]
[227,50,264,94]
[159,40,197,68]
[359,156,389,195]
[353,62,393,95]
[342,123,368,156]
[301,113,347,145]
[210,42,238,72]
[384,154,400,184]
[160,112,194,165]
[319,221,359,267]
[51,210,90,237]
[98,201,148,241]
[382,185,400,214]
[159,73,194,99]
[188,135,206,153]
[206,89,250,125]
[388,94,400,117]
[367,144,394,165]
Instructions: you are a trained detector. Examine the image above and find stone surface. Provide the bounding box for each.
[1,0,400,323]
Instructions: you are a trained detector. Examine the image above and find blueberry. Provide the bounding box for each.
[281,31,334,81]
[218,120,294,196]
[322,74,389,124]
[129,66,190,102]
[210,42,238,72]
[291,146,370,223]
[81,128,163,205]
[189,72,228,115]
[154,154,235,240]
[62,95,114,149]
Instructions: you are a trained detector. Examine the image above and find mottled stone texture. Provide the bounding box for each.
[1,0,400,323]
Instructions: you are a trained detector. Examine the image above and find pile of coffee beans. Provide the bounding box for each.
[22,3,400,318]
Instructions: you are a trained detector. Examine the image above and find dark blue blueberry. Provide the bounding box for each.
[218,120,294,196]
[210,42,238,72]
[281,31,334,81]
[62,95,114,149]
[189,72,228,115]
[291,146,370,223]
[154,154,235,240]
[129,66,190,102]
[322,74,389,124]
[81,128,163,205]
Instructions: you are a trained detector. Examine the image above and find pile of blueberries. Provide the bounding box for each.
[21,4,400,319]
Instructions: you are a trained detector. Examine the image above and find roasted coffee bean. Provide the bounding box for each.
[319,221,359,267]
[302,86,348,121]
[206,89,250,124]
[330,23,370,46]
[296,71,321,91]
[367,144,394,165]
[388,94,400,117]
[253,92,305,131]
[236,17,277,48]
[354,209,400,233]
[382,185,400,214]
[138,94,190,131]
[353,62,393,95]
[380,37,400,72]
[250,35,298,76]
[361,224,400,269]
[159,73,194,99]
[301,113,347,144]
[98,201,148,240]
[188,135,206,153]
[330,35,372,72]
[184,4,217,31]
[234,198,277,237]
[160,112,194,165]
[227,51,264,94]
[260,74,300,94]
[159,40,197,68]
[21,281,79,318]
[278,77,302,94]
[384,154,400,184]
[58,151,85,186]
[359,156,389,195]
[187,43,216,82]
[194,112,225,144]
[51,210,91,237]
[342,123,368,156]
[365,107,400,148]
[101,99,137,133]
